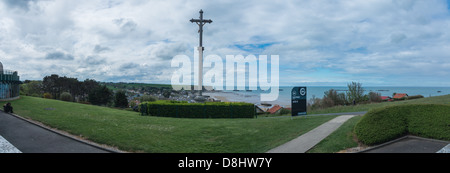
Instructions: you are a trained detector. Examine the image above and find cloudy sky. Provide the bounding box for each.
[1,0,450,86]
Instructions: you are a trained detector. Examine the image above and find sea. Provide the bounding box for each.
[204,86,450,107]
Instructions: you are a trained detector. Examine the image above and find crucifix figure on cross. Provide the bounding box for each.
[190,9,212,97]
[190,9,212,48]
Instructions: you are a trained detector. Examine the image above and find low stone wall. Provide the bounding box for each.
[0,96,20,102]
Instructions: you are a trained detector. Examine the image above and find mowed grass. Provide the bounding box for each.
[308,94,450,115]
[1,96,337,153]
[307,94,450,153]
[307,116,362,153]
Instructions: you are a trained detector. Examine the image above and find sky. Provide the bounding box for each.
[1,0,450,87]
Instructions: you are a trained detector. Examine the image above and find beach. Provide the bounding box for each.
[203,91,291,107]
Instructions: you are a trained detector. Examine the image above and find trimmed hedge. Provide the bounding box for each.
[354,104,450,145]
[140,100,255,118]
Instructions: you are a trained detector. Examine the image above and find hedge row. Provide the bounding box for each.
[140,100,255,118]
[354,104,450,145]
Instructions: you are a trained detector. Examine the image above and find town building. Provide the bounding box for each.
[0,61,21,101]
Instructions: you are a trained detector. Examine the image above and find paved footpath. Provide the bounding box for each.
[0,111,111,153]
[267,115,355,153]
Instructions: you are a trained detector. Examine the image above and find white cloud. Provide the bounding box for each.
[0,0,449,86]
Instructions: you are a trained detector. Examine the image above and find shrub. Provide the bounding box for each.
[407,95,424,100]
[60,92,72,101]
[139,95,157,102]
[279,108,291,115]
[324,89,347,106]
[43,93,52,99]
[321,97,335,108]
[140,101,255,118]
[368,92,382,103]
[393,97,406,101]
[354,104,450,145]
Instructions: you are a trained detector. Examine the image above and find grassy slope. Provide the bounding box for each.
[308,94,450,152]
[2,96,336,153]
[308,94,450,114]
[307,116,362,153]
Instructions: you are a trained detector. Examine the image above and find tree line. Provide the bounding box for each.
[21,74,128,108]
[308,82,382,110]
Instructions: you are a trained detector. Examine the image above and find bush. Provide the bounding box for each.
[407,95,424,100]
[324,89,346,106]
[60,92,72,101]
[139,95,157,102]
[368,92,382,103]
[43,93,52,99]
[140,101,255,118]
[354,104,450,145]
[279,108,291,115]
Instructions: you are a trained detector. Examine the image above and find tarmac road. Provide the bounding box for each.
[362,136,450,153]
[0,111,111,153]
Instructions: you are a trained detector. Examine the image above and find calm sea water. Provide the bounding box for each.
[216,86,450,107]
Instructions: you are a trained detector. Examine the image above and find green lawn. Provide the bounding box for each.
[307,116,362,153]
[308,95,450,153]
[2,96,337,153]
[308,94,450,114]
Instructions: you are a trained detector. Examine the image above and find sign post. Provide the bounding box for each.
[291,87,307,117]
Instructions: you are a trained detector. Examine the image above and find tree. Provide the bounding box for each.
[114,90,128,108]
[42,74,60,99]
[21,80,42,97]
[346,81,364,104]
[88,85,113,106]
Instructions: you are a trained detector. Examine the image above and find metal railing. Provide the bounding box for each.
[0,69,20,82]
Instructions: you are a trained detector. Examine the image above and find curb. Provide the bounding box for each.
[357,135,450,153]
[1,110,126,153]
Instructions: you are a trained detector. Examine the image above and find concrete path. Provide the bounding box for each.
[267,115,355,153]
[0,111,112,153]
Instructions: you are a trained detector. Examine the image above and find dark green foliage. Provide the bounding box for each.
[354,104,450,145]
[140,101,255,118]
[88,85,113,106]
[114,90,128,108]
[279,108,291,115]
[407,95,424,100]
[41,74,105,102]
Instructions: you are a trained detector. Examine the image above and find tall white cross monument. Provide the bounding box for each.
[190,9,212,96]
